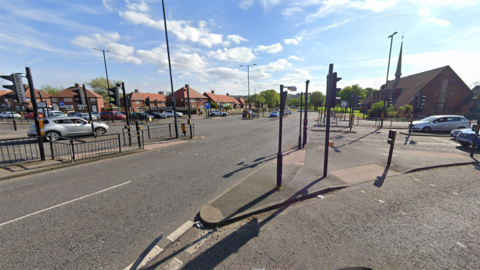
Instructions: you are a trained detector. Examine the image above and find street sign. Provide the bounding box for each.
[223,103,227,107]
[37,102,47,108]
[341,101,348,108]
[205,102,210,109]
[307,95,310,103]
[59,101,65,107]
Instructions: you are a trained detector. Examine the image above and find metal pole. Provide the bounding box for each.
[381,32,397,128]
[277,85,285,188]
[38,91,46,118]
[303,80,309,147]
[101,49,113,124]
[162,0,178,138]
[248,66,250,105]
[82,84,95,137]
[122,82,132,146]
[470,121,480,158]
[323,64,334,178]
[186,84,192,138]
[298,92,303,149]
[25,68,45,160]
[135,121,141,148]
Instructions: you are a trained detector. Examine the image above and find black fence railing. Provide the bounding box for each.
[50,132,144,163]
[0,137,42,165]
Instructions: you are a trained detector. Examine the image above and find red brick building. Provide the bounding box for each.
[50,84,104,113]
[1,86,52,112]
[166,87,206,110]
[366,66,473,115]
[126,89,167,113]
[203,91,240,109]
[236,97,245,109]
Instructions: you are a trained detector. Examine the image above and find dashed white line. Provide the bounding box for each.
[360,190,366,193]
[430,184,435,187]
[456,242,467,248]
[453,192,459,195]
[379,200,385,203]
[0,181,131,228]
[167,221,194,242]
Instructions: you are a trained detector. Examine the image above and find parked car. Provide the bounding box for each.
[24,112,43,119]
[67,112,83,117]
[27,117,109,141]
[161,110,183,117]
[0,112,22,118]
[297,108,303,112]
[148,112,167,119]
[46,111,67,118]
[242,110,255,118]
[210,109,228,117]
[79,113,99,121]
[270,111,279,118]
[286,109,292,114]
[409,115,470,133]
[100,111,126,120]
[450,128,471,139]
[456,129,480,148]
[131,112,150,120]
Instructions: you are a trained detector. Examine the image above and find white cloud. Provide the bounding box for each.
[137,46,208,71]
[282,7,302,17]
[208,47,256,62]
[255,43,283,54]
[418,7,430,16]
[288,55,304,60]
[284,38,300,45]
[251,59,292,80]
[227,35,248,44]
[203,67,243,80]
[71,32,121,48]
[305,0,397,21]
[102,0,113,11]
[139,82,148,85]
[199,20,207,28]
[239,0,254,9]
[427,17,450,26]
[126,0,150,13]
[119,11,230,47]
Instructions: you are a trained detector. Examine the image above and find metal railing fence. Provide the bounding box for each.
[0,137,41,164]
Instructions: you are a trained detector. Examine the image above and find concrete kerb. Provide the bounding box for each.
[403,161,480,174]
[0,136,199,182]
[399,131,451,137]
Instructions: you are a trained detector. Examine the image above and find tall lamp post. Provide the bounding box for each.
[93,47,114,123]
[277,85,297,188]
[380,31,397,128]
[240,64,256,109]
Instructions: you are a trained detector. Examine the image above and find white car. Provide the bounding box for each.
[80,113,99,121]
[410,115,470,133]
[161,110,183,117]
[0,112,21,118]
[209,109,228,117]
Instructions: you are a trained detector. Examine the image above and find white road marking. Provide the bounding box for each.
[167,221,194,242]
[430,184,435,187]
[400,211,406,215]
[379,200,385,203]
[0,181,132,228]
[360,190,366,193]
[123,246,164,270]
[195,154,198,155]
[453,192,459,195]
[414,178,420,181]
[456,242,467,248]
[164,258,183,270]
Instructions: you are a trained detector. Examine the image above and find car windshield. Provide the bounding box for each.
[419,117,438,122]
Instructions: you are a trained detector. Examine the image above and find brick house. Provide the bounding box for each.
[50,83,104,113]
[166,87,206,110]
[369,65,473,115]
[126,89,167,113]
[236,97,245,109]
[203,91,241,109]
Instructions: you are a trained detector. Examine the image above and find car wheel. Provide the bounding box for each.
[460,142,470,147]
[45,131,61,141]
[95,127,107,136]
[210,114,215,117]
[458,126,466,129]
[101,117,106,121]
[222,114,227,117]
[422,126,431,133]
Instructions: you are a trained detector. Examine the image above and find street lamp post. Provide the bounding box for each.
[380,31,397,128]
[277,85,297,188]
[93,47,114,123]
[240,64,256,109]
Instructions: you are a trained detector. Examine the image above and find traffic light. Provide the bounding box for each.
[73,87,85,105]
[108,85,120,107]
[146,97,150,107]
[154,99,158,107]
[387,130,396,145]
[1,73,27,103]
[387,96,393,107]
[328,72,342,107]
[276,100,279,107]
[418,95,426,109]
[356,96,363,107]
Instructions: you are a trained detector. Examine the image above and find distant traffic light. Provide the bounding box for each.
[73,87,85,105]
[108,85,120,107]
[154,99,158,107]
[417,95,426,109]
[387,96,393,107]
[1,73,26,103]
[146,97,150,107]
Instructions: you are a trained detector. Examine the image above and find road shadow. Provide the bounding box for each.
[330,128,382,150]
[129,234,163,270]
[373,166,390,188]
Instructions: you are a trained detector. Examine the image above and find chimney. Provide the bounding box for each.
[75,83,79,87]
[226,93,229,96]
[135,89,139,92]
[211,90,215,94]
[159,91,165,95]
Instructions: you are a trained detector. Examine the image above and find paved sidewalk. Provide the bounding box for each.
[199,138,478,227]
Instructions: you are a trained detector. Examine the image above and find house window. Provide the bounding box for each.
[136,101,141,104]
[136,107,141,111]
[26,98,31,101]
[199,99,203,102]
[90,98,96,102]
[64,98,73,102]
[51,98,58,102]
[77,105,87,110]
[190,99,195,102]
[64,105,74,110]
[438,78,448,105]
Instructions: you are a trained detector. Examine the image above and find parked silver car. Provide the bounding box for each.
[79,113,99,121]
[27,117,109,141]
[409,115,470,133]
[161,110,183,117]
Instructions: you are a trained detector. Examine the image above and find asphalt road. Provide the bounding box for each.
[0,112,476,269]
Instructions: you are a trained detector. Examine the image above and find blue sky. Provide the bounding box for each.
[1,0,480,96]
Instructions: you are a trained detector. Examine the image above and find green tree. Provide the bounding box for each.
[225,105,232,111]
[210,101,219,109]
[288,97,300,107]
[368,101,394,117]
[339,84,366,105]
[259,89,280,108]
[310,91,325,107]
[85,77,122,99]
[39,84,64,95]
[246,94,266,106]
